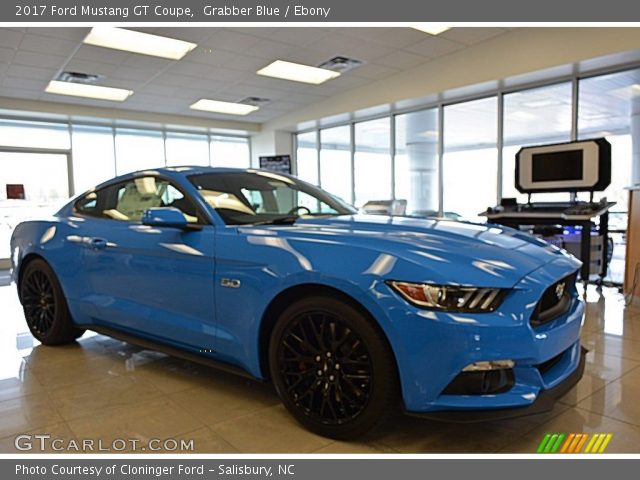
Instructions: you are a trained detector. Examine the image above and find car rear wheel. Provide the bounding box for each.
[19,258,84,345]
[269,295,399,439]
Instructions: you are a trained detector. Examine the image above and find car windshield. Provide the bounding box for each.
[188,171,356,225]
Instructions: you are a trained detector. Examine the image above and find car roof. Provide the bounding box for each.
[91,166,264,191]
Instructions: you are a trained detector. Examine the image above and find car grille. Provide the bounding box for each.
[529,272,577,328]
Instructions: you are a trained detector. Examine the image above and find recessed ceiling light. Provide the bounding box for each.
[190,99,259,116]
[256,60,340,85]
[84,27,197,60]
[45,81,133,101]
[412,25,452,36]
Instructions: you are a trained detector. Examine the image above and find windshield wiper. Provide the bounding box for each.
[249,215,299,226]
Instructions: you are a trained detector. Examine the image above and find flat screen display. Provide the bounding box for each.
[531,150,584,182]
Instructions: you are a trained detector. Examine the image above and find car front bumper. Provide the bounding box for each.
[375,256,585,414]
[406,345,587,422]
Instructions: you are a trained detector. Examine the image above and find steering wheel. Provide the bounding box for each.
[287,206,311,216]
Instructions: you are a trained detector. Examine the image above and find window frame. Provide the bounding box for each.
[72,174,212,226]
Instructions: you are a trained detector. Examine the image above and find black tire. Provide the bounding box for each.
[19,258,84,345]
[269,295,399,439]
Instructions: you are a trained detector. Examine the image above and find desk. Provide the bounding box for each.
[481,202,616,283]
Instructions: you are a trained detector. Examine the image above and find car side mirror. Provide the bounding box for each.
[142,207,189,229]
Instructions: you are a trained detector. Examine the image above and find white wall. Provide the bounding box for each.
[250,130,293,167]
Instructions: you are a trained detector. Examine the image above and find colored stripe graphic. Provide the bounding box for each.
[537,433,552,453]
[560,433,575,453]
[538,433,613,453]
[598,434,613,453]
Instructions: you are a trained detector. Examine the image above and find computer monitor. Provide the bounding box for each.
[515,138,611,194]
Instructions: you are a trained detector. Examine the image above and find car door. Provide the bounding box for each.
[75,175,216,352]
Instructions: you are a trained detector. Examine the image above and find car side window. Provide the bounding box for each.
[74,191,102,218]
[75,177,202,224]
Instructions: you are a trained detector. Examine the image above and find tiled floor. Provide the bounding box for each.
[1,280,639,453]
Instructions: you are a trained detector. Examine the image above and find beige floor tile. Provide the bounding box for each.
[211,405,333,453]
[126,356,234,395]
[500,407,640,453]
[576,368,640,427]
[581,332,640,361]
[0,422,77,453]
[559,351,640,405]
[28,351,128,389]
[0,393,63,438]
[48,375,164,421]
[169,374,279,426]
[313,441,397,454]
[0,362,43,403]
[582,309,640,341]
[173,427,239,454]
[66,397,202,450]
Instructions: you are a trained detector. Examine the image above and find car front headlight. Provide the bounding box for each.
[387,281,507,313]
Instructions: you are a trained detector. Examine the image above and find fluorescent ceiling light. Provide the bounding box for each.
[84,27,197,60]
[45,81,133,101]
[257,60,340,85]
[190,99,259,116]
[412,25,452,35]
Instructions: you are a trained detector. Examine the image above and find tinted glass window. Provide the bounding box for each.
[189,171,355,225]
[74,177,201,224]
[74,191,100,217]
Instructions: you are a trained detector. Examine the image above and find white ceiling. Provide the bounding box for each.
[0,27,509,124]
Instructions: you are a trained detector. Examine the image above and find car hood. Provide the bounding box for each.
[240,214,579,288]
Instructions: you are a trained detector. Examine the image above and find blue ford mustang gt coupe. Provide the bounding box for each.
[10,167,586,438]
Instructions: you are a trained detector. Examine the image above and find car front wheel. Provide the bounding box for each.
[269,295,399,439]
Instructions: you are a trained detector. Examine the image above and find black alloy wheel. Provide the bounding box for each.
[269,295,399,439]
[19,258,84,345]
[21,269,56,336]
[277,311,374,425]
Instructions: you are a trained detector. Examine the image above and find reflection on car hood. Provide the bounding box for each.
[242,214,579,288]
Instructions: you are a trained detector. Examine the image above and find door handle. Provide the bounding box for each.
[89,237,108,250]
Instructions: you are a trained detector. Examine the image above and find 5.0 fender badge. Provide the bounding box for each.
[220,278,241,289]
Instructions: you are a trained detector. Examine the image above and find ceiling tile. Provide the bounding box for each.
[244,39,297,60]
[140,83,178,96]
[2,76,49,90]
[6,64,57,80]
[256,28,333,47]
[13,50,68,69]
[111,65,158,82]
[343,28,427,49]
[310,32,396,62]
[350,63,399,80]
[374,50,429,69]
[140,27,213,44]
[26,27,89,41]
[183,47,238,67]
[121,54,175,72]
[441,27,506,46]
[0,29,24,49]
[19,33,78,56]
[0,47,14,63]
[73,44,128,65]
[0,86,43,99]
[202,30,262,53]
[403,36,465,58]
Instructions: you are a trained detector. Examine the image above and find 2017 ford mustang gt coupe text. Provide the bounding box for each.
[10,167,586,439]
